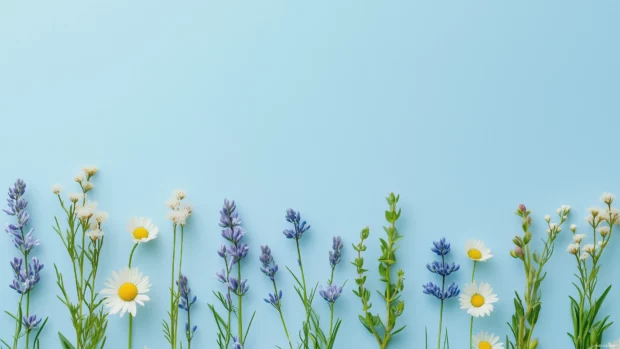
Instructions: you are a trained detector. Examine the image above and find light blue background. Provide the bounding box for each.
[1,1,619,348]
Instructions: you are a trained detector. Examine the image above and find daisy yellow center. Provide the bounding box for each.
[478,341,492,349]
[133,227,149,240]
[118,283,138,301]
[471,294,485,308]
[468,248,482,260]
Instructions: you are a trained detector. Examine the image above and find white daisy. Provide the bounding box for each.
[601,192,616,205]
[83,165,99,177]
[127,217,159,244]
[566,244,579,255]
[51,184,63,195]
[464,240,493,262]
[573,234,586,244]
[101,267,151,317]
[473,331,504,349]
[86,228,104,241]
[459,281,498,317]
[609,339,620,349]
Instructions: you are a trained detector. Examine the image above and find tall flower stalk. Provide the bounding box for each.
[320,236,345,343]
[507,204,570,349]
[352,193,406,349]
[463,240,493,348]
[162,190,191,349]
[423,238,460,349]
[2,179,47,349]
[283,208,339,349]
[567,193,617,348]
[209,199,255,349]
[178,274,197,349]
[259,245,293,349]
[53,166,109,349]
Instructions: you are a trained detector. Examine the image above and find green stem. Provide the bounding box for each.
[295,238,310,348]
[187,304,192,349]
[128,316,133,349]
[170,224,178,349]
[329,303,334,339]
[273,281,293,349]
[237,261,243,342]
[128,243,139,268]
[469,261,476,349]
[437,300,444,349]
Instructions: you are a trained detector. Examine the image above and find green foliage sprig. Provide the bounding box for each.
[352,193,405,349]
[53,167,108,349]
[567,193,617,348]
[507,203,570,349]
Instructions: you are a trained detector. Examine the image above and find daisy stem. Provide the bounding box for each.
[128,316,133,349]
[128,243,139,268]
[470,261,476,349]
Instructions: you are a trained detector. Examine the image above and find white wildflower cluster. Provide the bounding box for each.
[166,189,192,226]
[568,192,617,259]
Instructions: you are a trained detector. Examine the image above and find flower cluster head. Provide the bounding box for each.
[22,314,43,330]
[422,281,460,300]
[283,209,310,240]
[228,277,249,296]
[4,180,40,253]
[431,238,451,256]
[177,274,198,337]
[424,238,460,301]
[319,283,344,304]
[10,257,44,294]
[329,236,343,268]
[264,290,283,308]
[165,189,191,226]
[259,245,278,281]
[232,337,243,349]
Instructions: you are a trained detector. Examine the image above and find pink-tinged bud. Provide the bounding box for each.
[514,246,524,257]
[518,204,527,213]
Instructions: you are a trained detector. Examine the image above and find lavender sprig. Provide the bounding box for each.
[424,238,460,349]
[209,200,256,349]
[178,274,198,347]
[3,179,47,349]
[259,245,293,349]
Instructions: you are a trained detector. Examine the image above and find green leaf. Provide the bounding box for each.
[58,332,76,349]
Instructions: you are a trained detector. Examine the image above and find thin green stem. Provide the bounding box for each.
[128,316,133,349]
[237,261,243,342]
[273,281,293,349]
[437,300,444,349]
[469,261,476,349]
[169,223,178,349]
[128,243,139,268]
[329,303,334,339]
[295,238,310,347]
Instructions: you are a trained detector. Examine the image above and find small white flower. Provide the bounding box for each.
[76,201,98,220]
[603,208,620,223]
[68,192,83,203]
[573,234,586,244]
[83,181,95,192]
[173,189,186,200]
[95,211,109,224]
[83,166,99,176]
[570,224,577,232]
[599,226,610,237]
[74,172,84,183]
[566,243,580,255]
[544,215,551,223]
[601,192,616,205]
[598,240,604,248]
[580,252,589,260]
[582,243,596,254]
[86,228,104,241]
[167,211,185,225]
[51,184,63,195]
[588,207,601,217]
[165,197,180,209]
